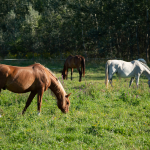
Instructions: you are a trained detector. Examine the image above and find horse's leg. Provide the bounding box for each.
[135,74,140,88]
[129,77,134,87]
[22,92,36,115]
[109,79,113,87]
[37,88,44,115]
[71,68,73,80]
[77,67,82,82]
[108,74,113,87]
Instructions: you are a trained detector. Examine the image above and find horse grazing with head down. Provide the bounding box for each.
[105,59,150,88]
[0,63,71,116]
[62,55,85,82]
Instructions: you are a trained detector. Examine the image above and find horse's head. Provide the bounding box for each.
[57,93,71,113]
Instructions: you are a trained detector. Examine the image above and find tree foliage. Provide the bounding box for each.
[0,0,150,61]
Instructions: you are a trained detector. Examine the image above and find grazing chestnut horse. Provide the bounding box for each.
[62,55,85,82]
[0,63,71,115]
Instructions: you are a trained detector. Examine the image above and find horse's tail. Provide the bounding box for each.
[105,60,109,88]
[81,56,85,77]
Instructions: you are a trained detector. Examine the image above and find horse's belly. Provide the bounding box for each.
[6,76,35,93]
[118,70,135,78]
[118,74,132,78]
[6,87,26,93]
[6,83,33,93]
[68,64,78,68]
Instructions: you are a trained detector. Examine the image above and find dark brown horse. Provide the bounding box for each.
[62,55,85,82]
[0,63,71,116]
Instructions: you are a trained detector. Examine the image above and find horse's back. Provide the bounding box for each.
[65,55,78,68]
[64,55,85,69]
[107,60,143,77]
[107,60,136,67]
[0,63,50,93]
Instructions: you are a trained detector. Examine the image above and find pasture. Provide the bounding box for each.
[0,59,150,150]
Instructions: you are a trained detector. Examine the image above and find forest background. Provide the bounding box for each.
[0,0,150,62]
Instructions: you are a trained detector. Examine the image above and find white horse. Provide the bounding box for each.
[105,59,150,88]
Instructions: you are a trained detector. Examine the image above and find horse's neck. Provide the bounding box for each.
[62,65,66,72]
[63,67,65,72]
[49,79,65,101]
[64,63,67,70]
[63,65,67,74]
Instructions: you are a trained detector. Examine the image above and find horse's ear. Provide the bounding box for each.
[66,93,71,98]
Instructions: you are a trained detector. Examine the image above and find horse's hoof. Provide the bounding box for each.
[37,112,41,116]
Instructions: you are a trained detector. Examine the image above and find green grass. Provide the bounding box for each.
[0,60,150,150]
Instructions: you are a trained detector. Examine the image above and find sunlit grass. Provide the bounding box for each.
[0,61,150,149]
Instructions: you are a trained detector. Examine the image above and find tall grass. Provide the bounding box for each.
[0,60,150,149]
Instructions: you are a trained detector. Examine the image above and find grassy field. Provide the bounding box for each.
[0,60,150,150]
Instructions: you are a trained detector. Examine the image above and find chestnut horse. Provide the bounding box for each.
[62,55,85,82]
[0,63,71,116]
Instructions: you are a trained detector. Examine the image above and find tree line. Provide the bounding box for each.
[0,0,150,61]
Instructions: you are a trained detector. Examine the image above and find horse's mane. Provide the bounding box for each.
[34,63,59,80]
[45,67,66,104]
[45,67,57,79]
[34,63,66,97]
[138,58,147,64]
[138,60,150,72]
